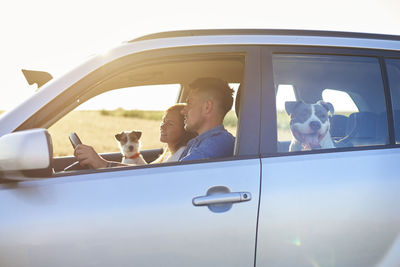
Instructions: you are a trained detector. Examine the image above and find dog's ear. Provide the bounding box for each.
[115,132,124,141]
[317,100,334,115]
[134,131,142,140]
[285,101,302,115]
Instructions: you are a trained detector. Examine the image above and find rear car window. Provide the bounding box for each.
[385,58,400,144]
[273,54,388,152]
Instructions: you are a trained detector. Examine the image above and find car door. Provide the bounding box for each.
[256,46,400,266]
[0,46,262,267]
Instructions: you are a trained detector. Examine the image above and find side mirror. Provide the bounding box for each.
[0,129,53,180]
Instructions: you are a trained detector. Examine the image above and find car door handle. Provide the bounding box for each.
[192,192,251,206]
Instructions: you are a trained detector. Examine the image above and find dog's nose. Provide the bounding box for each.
[128,145,134,151]
[309,121,321,131]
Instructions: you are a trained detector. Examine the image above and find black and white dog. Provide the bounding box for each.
[285,100,335,151]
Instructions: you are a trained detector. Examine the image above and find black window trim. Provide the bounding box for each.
[379,57,395,144]
[383,56,400,144]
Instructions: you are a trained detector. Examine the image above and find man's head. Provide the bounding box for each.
[181,77,234,134]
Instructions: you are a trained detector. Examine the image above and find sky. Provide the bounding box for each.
[1,0,400,111]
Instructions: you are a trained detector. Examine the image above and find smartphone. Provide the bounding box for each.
[69,132,82,149]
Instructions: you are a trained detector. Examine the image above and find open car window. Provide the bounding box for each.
[48,83,240,166]
[37,51,244,173]
[48,84,181,157]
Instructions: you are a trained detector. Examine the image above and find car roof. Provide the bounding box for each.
[130,29,400,43]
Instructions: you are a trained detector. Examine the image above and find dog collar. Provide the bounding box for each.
[124,153,141,159]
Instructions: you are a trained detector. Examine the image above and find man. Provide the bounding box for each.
[74,77,235,168]
[179,77,235,161]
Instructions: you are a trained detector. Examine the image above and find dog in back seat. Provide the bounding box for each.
[285,100,335,151]
[115,130,146,165]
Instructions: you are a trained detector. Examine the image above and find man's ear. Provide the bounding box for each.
[203,98,214,114]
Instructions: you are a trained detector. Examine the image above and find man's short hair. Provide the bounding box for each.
[189,77,234,116]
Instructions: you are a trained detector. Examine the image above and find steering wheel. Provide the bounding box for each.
[63,132,89,171]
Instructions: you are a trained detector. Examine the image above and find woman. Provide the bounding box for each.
[152,103,196,163]
[74,103,196,168]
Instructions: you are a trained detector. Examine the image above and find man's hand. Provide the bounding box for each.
[74,144,108,169]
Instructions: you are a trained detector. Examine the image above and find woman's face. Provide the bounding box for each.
[160,110,185,146]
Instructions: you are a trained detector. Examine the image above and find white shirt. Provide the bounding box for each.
[163,146,186,163]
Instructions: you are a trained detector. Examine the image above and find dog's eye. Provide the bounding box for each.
[316,112,328,122]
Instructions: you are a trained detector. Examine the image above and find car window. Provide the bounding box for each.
[43,52,244,173]
[49,83,239,158]
[224,83,240,134]
[385,58,400,144]
[273,54,388,152]
[48,84,180,157]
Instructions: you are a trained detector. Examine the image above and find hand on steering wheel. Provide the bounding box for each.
[64,132,89,171]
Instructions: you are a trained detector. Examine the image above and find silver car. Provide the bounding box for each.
[1,29,400,267]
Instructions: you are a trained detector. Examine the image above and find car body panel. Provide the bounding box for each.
[0,159,260,267]
[257,148,400,266]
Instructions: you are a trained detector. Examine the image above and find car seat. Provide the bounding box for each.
[330,114,348,141]
[337,111,388,147]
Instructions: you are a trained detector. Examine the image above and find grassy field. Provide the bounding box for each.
[48,110,238,157]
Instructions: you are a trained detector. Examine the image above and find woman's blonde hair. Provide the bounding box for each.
[152,103,197,163]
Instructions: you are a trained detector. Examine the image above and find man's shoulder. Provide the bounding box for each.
[179,126,235,161]
[197,128,235,153]
[203,128,234,144]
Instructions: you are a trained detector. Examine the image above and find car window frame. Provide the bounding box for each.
[383,56,400,144]
[260,45,399,157]
[15,45,262,177]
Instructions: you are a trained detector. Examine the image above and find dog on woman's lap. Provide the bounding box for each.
[285,100,335,151]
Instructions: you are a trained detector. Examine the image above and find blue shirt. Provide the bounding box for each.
[179,125,235,161]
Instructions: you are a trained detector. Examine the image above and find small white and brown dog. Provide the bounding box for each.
[115,130,146,165]
[285,100,335,151]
